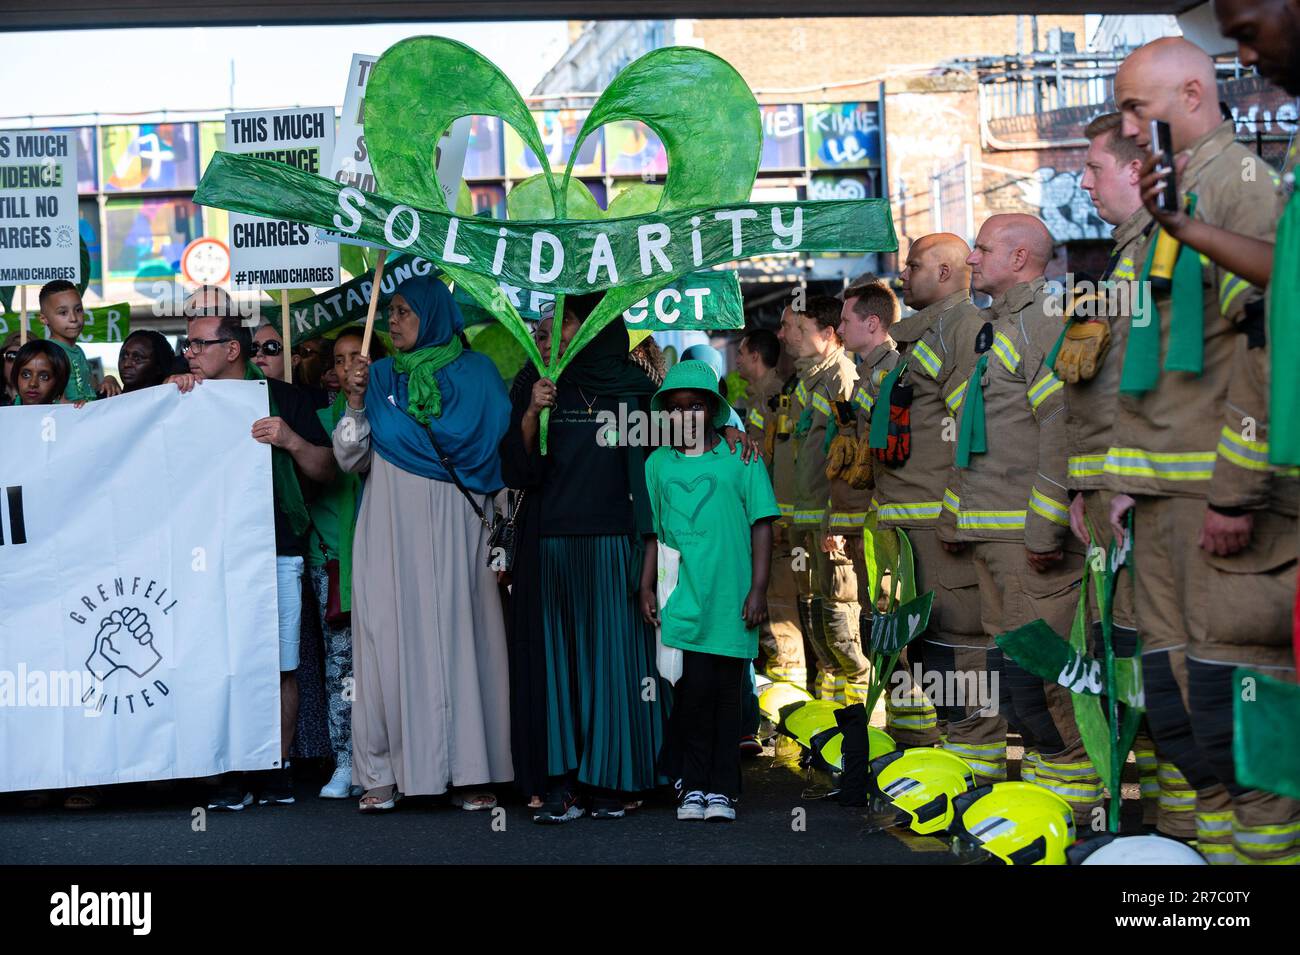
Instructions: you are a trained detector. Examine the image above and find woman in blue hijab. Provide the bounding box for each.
[334,275,514,812]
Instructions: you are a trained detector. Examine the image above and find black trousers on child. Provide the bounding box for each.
[678,650,745,799]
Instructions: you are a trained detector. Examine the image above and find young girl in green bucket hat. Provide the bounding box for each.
[638,359,781,822]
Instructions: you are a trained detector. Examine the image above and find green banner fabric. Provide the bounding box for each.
[1234,667,1300,800]
[267,254,746,347]
[195,152,895,298]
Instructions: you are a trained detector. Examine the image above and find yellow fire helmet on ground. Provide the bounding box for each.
[758,681,813,725]
[869,748,976,835]
[771,696,895,772]
[949,782,1077,865]
[808,723,896,774]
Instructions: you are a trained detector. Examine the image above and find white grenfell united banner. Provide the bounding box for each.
[0,383,282,792]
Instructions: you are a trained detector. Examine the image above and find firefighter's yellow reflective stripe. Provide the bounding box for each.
[1104,447,1217,481]
[1236,850,1300,865]
[1219,272,1252,315]
[810,392,833,416]
[1069,453,1107,479]
[877,500,943,522]
[747,407,765,429]
[942,488,961,515]
[1111,257,1137,281]
[945,379,967,414]
[793,509,826,524]
[992,331,1020,373]
[1027,371,1063,410]
[1029,486,1070,526]
[795,380,810,408]
[851,385,873,415]
[1217,425,1270,472]
[1233,821,1300,849]
[1197,812,1234,834]
[778,502,795,517]
[957,509,1027,530]
[828,511,869,529]
[942,741,1008,780]
[912,340,942,378]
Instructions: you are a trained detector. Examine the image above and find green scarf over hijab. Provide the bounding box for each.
[1120,195,1204,396]
[392,336,464,425]
[955,353,989,468]
[244,362,311,537]
[1270,186,1300,465]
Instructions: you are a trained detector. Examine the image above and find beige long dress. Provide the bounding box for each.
[333,405,513,795]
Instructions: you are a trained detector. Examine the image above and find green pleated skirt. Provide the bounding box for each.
[540,534,668,793]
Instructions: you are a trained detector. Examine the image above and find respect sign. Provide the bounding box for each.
[224,108,340,290]
[0,131,80,286]
[325,53,470,247]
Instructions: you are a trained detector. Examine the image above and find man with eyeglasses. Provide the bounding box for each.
[170,285,336,810]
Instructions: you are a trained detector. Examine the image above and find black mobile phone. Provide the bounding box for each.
[1149,119,1178,214]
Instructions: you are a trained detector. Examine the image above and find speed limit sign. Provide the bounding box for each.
[181,237,231,286]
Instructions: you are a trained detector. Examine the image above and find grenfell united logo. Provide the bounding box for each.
[72,574,179,718]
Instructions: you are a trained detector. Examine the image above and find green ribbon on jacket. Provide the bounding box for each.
[1120,194,1203,396]
[1269,187,1300,465]
[869,360,906,450]
[245,362,311,537]
[393,336,463,425]
[955,353,989,468]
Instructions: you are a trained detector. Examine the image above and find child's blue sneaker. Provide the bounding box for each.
[677,790,707,821]
[704,793,736,821]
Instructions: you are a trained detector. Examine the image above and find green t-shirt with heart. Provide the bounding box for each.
[646,438,781,659]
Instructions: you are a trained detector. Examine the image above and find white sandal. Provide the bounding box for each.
[358,785,399,812]
[450,791,498,811]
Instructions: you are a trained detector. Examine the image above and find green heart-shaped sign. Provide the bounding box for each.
[364,37,761,444]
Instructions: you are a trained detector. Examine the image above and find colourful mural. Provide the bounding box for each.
[104,196,202,280]
[100,124,198,192]
[806,102,881,170]
[503,109,603,179]
[760,104,805,170]
[603,121,667,178]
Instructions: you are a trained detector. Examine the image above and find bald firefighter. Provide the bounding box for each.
[939,214,1102,827]
[1122,14,1300,865]
[1110,37,1285,862]
[860,238,1006,778]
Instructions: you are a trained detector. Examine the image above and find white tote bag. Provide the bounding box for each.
[655,541,684,685]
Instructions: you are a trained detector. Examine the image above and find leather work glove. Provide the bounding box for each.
[824,400,859,482]
[846,433,874,489]
[1053,319,1111,384]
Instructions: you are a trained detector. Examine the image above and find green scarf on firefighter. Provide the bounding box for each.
[244,362,311,537]
[955,353,989,468]
[1269,186,1300,465]
[1120,195,1204,396]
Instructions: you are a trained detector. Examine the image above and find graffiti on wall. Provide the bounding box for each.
[1015,167,1107,241]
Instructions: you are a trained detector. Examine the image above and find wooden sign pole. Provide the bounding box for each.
[360,252,388,356]
[280,289,293,383]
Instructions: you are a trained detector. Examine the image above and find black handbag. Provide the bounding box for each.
[424,428,519,570]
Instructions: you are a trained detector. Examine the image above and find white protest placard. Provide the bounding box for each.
[0,130,80,286]
[324,52,471,246]
[0,381,282,791]
[225,107,340,290]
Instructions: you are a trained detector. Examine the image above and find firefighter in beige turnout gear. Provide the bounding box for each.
[1067,112,1170,833]
[827,278,917,726]
[1124,33,1300,864]
[940,214,1103,828]
[788,296,872,703]
[740,327,809,692]
[863,237,1006,778]
[1110,38,1287,861]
